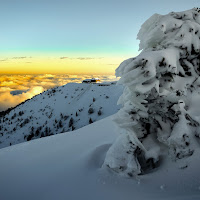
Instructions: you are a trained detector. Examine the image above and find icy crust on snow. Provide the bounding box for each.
[104,8,200,177]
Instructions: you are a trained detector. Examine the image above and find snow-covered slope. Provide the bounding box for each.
[0,116,200,200]
[0,82,123,149]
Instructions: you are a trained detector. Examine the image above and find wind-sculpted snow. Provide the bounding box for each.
[104,8,200,177]
[0,117,200,200]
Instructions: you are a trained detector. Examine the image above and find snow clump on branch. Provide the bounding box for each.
[104,8,200,177]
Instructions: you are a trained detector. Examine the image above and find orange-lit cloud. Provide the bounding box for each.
[0,74,119,111]
[0,86,44,111]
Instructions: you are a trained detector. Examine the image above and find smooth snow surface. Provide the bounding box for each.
[0,117,200,200]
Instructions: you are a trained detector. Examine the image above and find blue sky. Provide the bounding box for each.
[0,0,199,56]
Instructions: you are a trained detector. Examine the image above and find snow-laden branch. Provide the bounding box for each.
[104,8,200,177]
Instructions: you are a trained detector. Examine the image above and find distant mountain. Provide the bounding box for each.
[0,82,123,149]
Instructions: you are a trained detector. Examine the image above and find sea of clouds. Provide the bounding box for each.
[0,74,118,112]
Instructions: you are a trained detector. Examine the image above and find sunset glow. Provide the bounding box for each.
[0,0,197,112]
[0,74,119,111]
[0,54,133,75]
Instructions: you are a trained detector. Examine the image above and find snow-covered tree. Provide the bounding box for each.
[104,8,200,177]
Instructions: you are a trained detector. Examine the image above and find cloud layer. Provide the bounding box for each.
[0,74,118,111]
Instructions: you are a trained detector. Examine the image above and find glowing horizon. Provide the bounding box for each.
[0,0,197,111]
[1,1,195,75]
[0,51,138,75]
[0,74,119,112]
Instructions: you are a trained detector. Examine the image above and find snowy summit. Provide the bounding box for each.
[0,82,123,149]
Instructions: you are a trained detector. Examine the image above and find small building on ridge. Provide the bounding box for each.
[82,78,100,83]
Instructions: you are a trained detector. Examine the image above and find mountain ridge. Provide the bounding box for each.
[0,82,123,149]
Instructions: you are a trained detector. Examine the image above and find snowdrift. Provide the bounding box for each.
[0,117,200,200]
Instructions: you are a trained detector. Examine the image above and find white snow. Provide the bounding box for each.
[1,8,200,200]
[0,82,123,149]
[0,116,200,200]
[104,8,200,176]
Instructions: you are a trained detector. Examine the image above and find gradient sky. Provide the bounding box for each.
[0,0,199,74]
